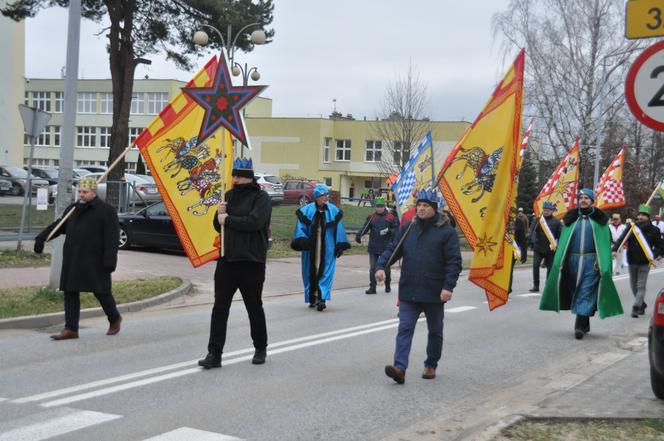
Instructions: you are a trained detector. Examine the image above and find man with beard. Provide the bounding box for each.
[291,184,350,311]
[540,189,623,339]
[198,158,272,369]
[33,177,122,340]
[613,204,664,317]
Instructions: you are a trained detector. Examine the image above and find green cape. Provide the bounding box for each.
[539,216,623,319]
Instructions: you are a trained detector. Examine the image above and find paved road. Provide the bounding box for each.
[1,263,663,440]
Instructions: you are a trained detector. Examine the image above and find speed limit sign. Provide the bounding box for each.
[626,40,664,131]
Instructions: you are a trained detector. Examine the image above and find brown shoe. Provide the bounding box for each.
[50,328,79,340]
[385,365,405,384]
[107,316,122,335]
[422,367,436,379]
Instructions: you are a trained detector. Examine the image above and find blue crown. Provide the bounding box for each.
[416,189,441,204]
[232,157,253,170]
[313,183,330,198]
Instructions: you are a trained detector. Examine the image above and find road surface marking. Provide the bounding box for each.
[518,293,540,297]
[446,306,477,313]
[0,409,120,441]
[143,427,243,440]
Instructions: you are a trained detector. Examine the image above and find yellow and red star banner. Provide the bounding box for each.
[438,49,524,310]
[533,139,580,219]
[595,145,626,210]
[135,56,234,267]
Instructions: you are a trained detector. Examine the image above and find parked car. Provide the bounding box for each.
[255,173,283,204]
[282,179,321,206]
[0,178,11,195]
[74,168,92,177]
[85,172,161,205]
[78,165,108,174]
[28,166,59,185]
[649,288,664,399]
[117,201,182,251]
[0,165,50,196]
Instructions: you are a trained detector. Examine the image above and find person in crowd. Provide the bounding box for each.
[608,213,627,275]
[291,184,350,311]
[528,201,561,292]
[539,189,623,339]
[33,177,122,340]
[198,158,272,369]
[355,197,398,294]
[613,204,664,318]
[375,190,462,384]
[514,208,530,264]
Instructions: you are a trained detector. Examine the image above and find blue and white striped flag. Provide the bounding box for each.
[392,132,435,215]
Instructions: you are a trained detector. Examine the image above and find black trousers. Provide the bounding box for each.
[369,253,390,289]
[64,291,120,332]
[532,250,555,288]
[208,259,268,355]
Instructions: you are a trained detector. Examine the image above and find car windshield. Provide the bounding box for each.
[40,169,58,179]
[5,166,28,177]
[262,176,280,184]
[73,169,91,177]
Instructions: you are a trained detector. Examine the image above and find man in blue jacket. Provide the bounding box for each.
[375,190,462,384]
[355,197,398,294]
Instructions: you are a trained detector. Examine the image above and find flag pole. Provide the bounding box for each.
[219,134,227,258]
[616,182,660,252]
[45,143,134,242]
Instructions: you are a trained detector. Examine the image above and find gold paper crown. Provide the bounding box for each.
[78,177,98,191]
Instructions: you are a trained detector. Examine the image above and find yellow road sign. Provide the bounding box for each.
[626,0,664,39]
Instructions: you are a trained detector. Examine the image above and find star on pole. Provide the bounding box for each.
[182,50,267,148]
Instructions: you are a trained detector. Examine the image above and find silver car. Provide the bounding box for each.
[255,173,284,204]
[0,165,50,196]
[0,178,11,194]
[85,172,161,204]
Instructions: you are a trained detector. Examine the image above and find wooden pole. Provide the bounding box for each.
[219,134,227,258]
[386,219,416,267]
[45,143,135,242]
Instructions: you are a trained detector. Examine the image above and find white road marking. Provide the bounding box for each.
[0,409,120,441]
[142,427,243,440]
[518,293,541,297]
[446,306,477,313]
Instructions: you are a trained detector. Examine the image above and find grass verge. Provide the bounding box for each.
[0,249,51,268]
[498,418,664,441]
[0,204,54,228]
[0,276,182,319]
[268,239,369,259]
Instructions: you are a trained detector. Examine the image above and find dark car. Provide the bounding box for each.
[117,201,182,251]
[649,288,664,399]
[282,179,321,206]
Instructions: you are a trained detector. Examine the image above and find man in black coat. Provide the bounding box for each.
[613,204,664,317]
[528,201,562,292]
[198,158,272,370]
[355,197,398,294]
[34,177,121,340]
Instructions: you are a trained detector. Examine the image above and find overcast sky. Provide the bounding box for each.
[25,0,515,121]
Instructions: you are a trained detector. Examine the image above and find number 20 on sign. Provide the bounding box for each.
[626,0,664,39]
[626,40,664,131]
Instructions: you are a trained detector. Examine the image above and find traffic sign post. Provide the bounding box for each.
[626,40,664,131]
[626,0,664,39]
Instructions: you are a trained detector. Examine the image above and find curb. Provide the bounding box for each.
[0,279,193,330]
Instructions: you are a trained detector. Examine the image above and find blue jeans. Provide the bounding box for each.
[394,300,444,371]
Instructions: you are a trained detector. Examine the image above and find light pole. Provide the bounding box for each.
[193,24,265,158]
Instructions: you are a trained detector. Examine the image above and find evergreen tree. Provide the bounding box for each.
[517,150,539,214]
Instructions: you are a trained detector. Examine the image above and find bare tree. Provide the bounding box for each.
[493,0,644,187]
[372,62,431,176]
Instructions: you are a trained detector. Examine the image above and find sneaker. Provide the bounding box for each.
[252,349,266,365]
[198,353,221,369]
[365,288,377,294]
[528,287,539,293]
[385,365,405,384]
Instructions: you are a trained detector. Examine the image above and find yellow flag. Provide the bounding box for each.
[438,49,524,310]
[136,56,234,267]
[533,140,580,218]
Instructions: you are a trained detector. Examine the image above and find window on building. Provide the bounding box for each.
[36,127,51,146]
[77,92,96,113]
[100,127,112,148]
[77,126,96,147]
[147,92,169,114]
[393,141,410,166]
[23,133,29,146]
[54,92,64,113]
[100,93,113,114]
[130,93,145,114]
[125,161,137,173]
[32,91,51,112]
[129,127,143,144]
[335,139,351,161]
[53,126,61,147]
[24,92,29,106]
[324,177,332,187]
[323,137,331,163]
[365,140,382,162]
[53,159,59,166]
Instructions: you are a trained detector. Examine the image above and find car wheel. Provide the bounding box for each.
[651,362,664,399]
[118,225,130,250]
[298,195,309,207]
[11,183,23,196]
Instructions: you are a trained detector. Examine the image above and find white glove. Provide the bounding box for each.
[379,228,389,236]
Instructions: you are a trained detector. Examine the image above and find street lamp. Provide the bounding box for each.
[193,23,266,157]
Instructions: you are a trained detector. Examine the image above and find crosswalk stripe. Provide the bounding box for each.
[0,409,121,441]
[446,306,477,313]
[143,427,243,440]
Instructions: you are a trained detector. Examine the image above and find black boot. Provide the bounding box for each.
[198,352,221,369]
[639,302,648,316]
[365,287,377,294]
[574,315,590,339]
[252,348,266,365]
[529,286,539,293]
[385,283,391,293]
[631,305,639,318]
[317,300,327,311]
